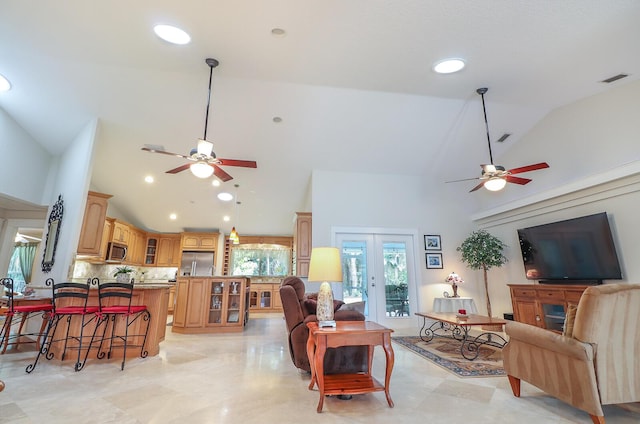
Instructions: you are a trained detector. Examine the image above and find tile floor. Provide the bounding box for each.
[0,314,639,423]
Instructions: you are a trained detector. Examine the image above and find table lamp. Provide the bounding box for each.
[308,247,342,328]
[445,271,464,298]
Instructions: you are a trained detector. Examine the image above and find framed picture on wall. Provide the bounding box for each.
[426,253,443,269]
[424,235,441,250]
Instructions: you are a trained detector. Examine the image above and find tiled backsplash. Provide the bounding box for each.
[72,261,178,282]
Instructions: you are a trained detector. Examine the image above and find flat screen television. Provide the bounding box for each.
[517,212,622,284]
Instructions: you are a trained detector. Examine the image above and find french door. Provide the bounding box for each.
[335,232,418,329]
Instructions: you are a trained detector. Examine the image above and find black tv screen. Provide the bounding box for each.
[517,212,622,283]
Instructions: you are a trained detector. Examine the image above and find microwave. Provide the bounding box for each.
[106,242,128,262]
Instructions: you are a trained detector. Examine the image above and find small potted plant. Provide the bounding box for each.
[113,266,134,283]
[456,229,507,318]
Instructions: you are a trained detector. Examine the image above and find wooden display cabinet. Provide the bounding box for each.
[509,284,589,332]
[173,277,250,333]
[145,237,158,265]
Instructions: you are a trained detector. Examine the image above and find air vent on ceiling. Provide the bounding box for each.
[496,133,511,143]
[600,74,628,84]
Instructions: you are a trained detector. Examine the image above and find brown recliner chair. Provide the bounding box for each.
[503,283,640,424]
[279,276,368,374]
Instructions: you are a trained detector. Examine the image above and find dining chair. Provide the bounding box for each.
[26,278,101,373]
[0,277,53,354]
[95,277,150,370]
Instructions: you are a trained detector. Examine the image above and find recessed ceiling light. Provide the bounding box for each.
[273,116,283,123]
[223,216,230,222]
[153,24,191,45]
[217,192,233,201]
[169,213,177,220]
[433,58,466,74]
[0,74,11,92]
[271,28,286,37]
[144,175,154,183]
[211,179,221,187]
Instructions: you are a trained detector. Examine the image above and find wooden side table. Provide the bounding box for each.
[306,320,394,413]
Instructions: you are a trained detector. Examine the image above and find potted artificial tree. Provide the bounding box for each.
[456,229,507,319]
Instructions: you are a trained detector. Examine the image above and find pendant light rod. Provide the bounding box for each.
[477,87,494,165]
[203,58,219,141]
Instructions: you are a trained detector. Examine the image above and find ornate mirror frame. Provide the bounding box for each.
[42,194,64,273]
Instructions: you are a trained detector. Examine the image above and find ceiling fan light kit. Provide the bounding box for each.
[190,161,214,178]
[446,87,549,193]
[141,58,257,183]
[484,177,507,191]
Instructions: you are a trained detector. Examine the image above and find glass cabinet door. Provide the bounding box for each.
[208,281,225,324]
[260,291,271,308]
[227,280,241,323]
[541,303,565,332]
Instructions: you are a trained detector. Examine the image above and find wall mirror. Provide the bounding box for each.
[42,194,64,273]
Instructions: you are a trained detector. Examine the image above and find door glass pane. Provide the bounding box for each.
[341,241,369,316]
[383,242,409,317]
[542,303,565,332]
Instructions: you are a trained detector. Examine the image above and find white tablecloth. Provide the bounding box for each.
[432,297,478,314]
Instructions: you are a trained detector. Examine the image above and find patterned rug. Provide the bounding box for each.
[392,335,506,378]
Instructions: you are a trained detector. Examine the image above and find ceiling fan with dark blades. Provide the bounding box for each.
[446,87,549,192]
[141,58,257,182]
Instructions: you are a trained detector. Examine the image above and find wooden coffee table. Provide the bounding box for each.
[306,321,394,413]
[415,312,507,360]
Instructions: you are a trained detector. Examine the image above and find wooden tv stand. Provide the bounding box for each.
[508,284,590,333]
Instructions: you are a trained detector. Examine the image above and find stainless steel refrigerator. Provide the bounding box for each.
[180,251,215,276]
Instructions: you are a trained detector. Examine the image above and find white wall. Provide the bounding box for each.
[311,81,640,320]
[1,107,99,285]
[311,170,476,314]
[25,119,99,288]
[0,107,53,204]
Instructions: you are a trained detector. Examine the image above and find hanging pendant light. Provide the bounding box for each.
[229,184,240,244]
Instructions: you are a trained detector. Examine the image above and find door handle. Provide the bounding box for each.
[371,276,375,287]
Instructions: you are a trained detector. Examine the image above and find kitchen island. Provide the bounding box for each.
[47,284,171,359]
[172,277,250,333]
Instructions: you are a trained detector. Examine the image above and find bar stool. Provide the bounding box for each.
[26,278,100,373]
[0,278,52,354]
[96,278,150,370]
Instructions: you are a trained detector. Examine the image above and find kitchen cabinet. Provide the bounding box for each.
[157,235,181,267]
[145,237,158,265]
[126,228,146,265]
[168,285,176,314]
[77,191,112,256]
[172,277,250,333]
[181,232,219,251]
[509,284,588,333]
[249,283,283,312]
[110,220,130,245]
[293,212,312,277]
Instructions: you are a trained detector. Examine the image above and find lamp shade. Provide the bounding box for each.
[307,247,342,282]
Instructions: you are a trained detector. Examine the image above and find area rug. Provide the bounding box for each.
[392,336,506,378]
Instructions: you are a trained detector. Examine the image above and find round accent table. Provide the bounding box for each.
[432,297,478,314]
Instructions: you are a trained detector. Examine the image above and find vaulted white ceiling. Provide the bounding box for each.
[1,1,639,235]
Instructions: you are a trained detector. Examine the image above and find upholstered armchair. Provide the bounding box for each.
[279,276,368,374]
[503,283,640,424]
